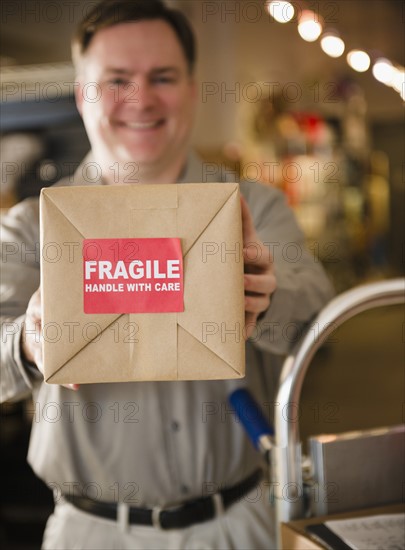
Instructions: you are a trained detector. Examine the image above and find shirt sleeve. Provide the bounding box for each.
[1,198,43,403]
[240,181,335,356]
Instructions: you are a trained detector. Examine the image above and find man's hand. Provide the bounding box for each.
[21,287,79,391]
[241,196,277,339]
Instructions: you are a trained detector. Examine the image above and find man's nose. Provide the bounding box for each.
[126,78,156,110]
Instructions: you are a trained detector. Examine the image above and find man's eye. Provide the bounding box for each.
[108,78,128,86]
[152,76,176,85]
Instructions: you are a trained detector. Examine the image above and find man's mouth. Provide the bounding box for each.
[120,120,164,130]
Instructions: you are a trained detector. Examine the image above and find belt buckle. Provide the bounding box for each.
[151,491,225,529]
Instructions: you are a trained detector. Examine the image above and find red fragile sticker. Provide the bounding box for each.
[83,238,184,314]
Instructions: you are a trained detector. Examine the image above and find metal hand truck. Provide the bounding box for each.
[272,278,405,547]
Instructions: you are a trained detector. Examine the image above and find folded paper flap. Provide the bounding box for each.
[45,315,132,384]
[177,183,239,255]
[43,312,126,380]
[178,187,244,372]
[43,183,240,255]
[177,326,242,378]
[130,184,178,209]
[42,183,238,244]
[41,191,86,241]
[130,209,178,239]
[44,314,127,383]
[42,186,133,239]
[129,313,178,379]
[40,192,122,376]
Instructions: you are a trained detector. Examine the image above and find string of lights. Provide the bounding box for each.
[265,1,405,101]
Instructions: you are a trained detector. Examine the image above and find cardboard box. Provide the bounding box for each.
[40,183,245,383]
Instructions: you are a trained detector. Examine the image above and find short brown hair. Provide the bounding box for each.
[72,0,196,73]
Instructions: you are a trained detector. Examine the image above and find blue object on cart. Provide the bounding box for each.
[229,388,274,461]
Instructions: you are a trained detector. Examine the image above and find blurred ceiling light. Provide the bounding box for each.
[347,49,370,72]
[320,33,345,58]
[266,1,294,23]
[390,67,405,93]
[298,10,323,42]
[372,58,395,85]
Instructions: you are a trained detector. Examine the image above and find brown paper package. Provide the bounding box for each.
[40,183,245,383]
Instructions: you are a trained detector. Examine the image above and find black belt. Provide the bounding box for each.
[63,468,263,529]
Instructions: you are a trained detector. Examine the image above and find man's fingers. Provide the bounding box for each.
[241,196,277,338]
[243,243,274,270]
[245,294,271,314]
[244,273,277,295]
[240,195,256,244]
[244,312,258,339]
[23,286,79,391]
[21,287,43,367]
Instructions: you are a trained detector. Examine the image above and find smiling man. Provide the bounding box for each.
[0,1,333,549]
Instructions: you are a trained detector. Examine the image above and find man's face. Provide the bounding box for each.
[75,20,197,180]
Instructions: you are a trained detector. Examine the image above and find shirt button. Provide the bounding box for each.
[171,420,180,432]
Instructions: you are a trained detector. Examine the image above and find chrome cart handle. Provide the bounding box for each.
[273,278,405,531]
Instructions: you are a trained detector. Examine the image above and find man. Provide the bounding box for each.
[1,1,333,548]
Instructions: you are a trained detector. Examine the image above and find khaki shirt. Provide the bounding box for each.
[0,152,333,507]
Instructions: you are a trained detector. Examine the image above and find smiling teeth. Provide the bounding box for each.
[126,121,160,129]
